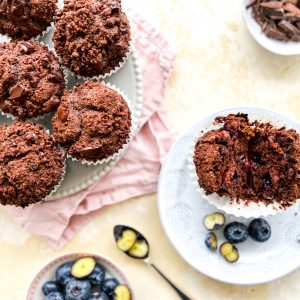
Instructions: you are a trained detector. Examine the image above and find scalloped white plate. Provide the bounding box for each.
[0,20,144,201]
[157,108,300,285]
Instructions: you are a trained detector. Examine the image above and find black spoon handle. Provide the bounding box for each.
[150,263,192,300]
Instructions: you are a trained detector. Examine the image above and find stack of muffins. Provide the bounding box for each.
[0,0,132,207]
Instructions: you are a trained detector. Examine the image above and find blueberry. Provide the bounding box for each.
[44,292,65,300]
[56,261,74,286]
[248,218,271,242]
[101,278,119,296]
[42,281,61,295]
[204,232,218,251]
[65,278,92,300]
[224,222,248,244]
[88,264,105,285]
[88,291,109,300]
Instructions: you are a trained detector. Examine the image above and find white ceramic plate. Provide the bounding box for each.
[0,19,143,201]
[157,108,300,285]
[27,253,135,300]
[243,0,300,56]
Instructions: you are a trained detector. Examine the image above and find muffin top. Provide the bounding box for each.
[0,122,64,207]
[52,80,132,162]
[193,114,300,209]
[0,41,65,120]
[0,0,57,40]
[53,0,131,77]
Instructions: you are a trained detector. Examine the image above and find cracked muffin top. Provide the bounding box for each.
[0,41,65,120]
[0,122,64,207]
[193,113,300,209]
[52,80,132,162]
[53,0,131,77]
[0,0,57,40]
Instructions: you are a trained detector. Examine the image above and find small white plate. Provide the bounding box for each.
[0,18,144,201]
[27,253,135,300]
[157,108,300,285]
[243,0,300,55]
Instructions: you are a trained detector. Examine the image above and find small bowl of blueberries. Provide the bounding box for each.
[27,253,134,300]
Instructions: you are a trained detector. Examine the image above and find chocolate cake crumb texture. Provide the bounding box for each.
[0,122,64,207]
[52,80,132,162]
[0,41,65,120]
[53,0,131,77]
[194,113,300,209]
[0,0,57,40]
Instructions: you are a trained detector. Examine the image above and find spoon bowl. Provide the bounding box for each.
[114,225,150,260]
[113,225,192,300]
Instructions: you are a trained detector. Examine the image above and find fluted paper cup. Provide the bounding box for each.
[188,107,300,218]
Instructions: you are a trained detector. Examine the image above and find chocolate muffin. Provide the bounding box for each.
[0,122,64,207]
[53,0,131,77]
[0,41,65,120]
[52,81,132,162]
[0,0,57,40]
[194,114,300,209]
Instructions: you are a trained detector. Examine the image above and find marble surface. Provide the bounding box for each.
[1,0,300,299]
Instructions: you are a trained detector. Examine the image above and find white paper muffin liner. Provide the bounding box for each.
[59,40,132,81]
[44,144,66,202]
[0,23,54,45]
[187,108,300,218]
[0,42,68,122]
[66,82,137,166]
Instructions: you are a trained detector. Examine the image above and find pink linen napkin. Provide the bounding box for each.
[7,11,176,249]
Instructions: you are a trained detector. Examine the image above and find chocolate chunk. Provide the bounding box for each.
[284,2,300,16]
[20,41,34,54]
[110,0,121,13]
[265,26,288,41]
[262,8,284,20]
[57,107,68,122]
[10,0,25,16]
[260,1,283,9]
[8,84,25,100]
[30,163,38,170]
[119,24,128,32]
[279,20,300,35]
[80,147,103,157]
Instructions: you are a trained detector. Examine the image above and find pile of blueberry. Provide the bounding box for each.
[42,257,131,300]
[203,212,272,263]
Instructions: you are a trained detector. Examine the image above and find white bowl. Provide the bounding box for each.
[243,0,300,55]
[27,253,135,300]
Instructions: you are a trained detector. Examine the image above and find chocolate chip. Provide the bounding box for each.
[110,1,121,13]
[30,163,38,171]
[119,25,128,32]
[10,0,26,16]
[8,84,25,100]
[20,41,34,54]
[263,173,272,187]
[57,107,68,122]
[80,147,103,157]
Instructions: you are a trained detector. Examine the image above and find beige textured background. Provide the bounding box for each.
[1,0,300,299]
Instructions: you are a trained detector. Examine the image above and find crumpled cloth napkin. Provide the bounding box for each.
[7,11,176,249]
